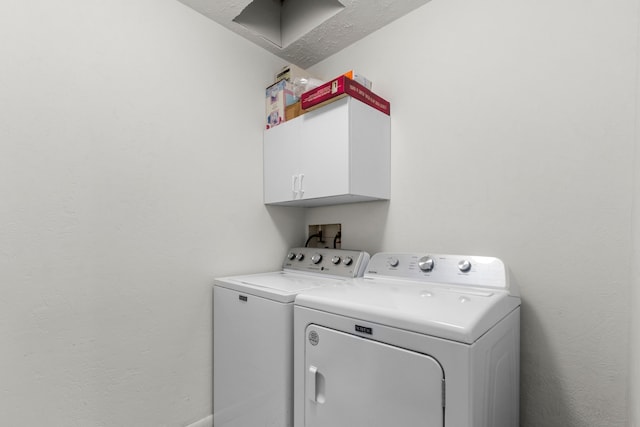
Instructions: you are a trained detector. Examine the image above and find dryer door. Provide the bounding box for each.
[304,325,444,427]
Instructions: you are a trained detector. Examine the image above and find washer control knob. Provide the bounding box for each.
[296,253,305,261]
[287,252,296,260]
[342,256,353,266]
[388,257,399,268]
[311,254,323,264]
[418,256,435,272]
[331,256,341,264]
[458,259,472,272]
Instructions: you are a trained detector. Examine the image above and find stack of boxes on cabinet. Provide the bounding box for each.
[265,65,390,129]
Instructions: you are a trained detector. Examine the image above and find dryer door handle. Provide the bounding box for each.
[307,365,318,402]
[307,365,325,404]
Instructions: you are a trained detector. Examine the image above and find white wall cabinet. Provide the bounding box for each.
[263,97,390,207]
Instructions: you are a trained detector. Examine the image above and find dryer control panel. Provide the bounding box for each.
[283,247,370,278]
[365,252,512,292]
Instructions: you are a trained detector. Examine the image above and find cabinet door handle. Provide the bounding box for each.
[292,175,298,198]
[299,174,304,198]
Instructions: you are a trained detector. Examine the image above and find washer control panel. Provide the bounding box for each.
[283,247,370,278]
[365,252,509,290]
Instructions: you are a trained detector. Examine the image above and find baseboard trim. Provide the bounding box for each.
[185,415,212,427]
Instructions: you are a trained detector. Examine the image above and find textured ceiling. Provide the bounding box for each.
[176,0,431,68]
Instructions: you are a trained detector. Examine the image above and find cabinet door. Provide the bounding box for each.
[304,325,445,427]
[263,119,302,204]
[297,98,350,200]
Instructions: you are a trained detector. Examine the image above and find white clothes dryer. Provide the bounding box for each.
[213,247,370,427]
[294,252,521,427]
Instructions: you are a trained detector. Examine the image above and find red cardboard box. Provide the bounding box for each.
[300,76,390,116]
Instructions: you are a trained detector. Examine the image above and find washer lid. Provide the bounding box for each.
[295,277,521,343]
[214,271,348,303]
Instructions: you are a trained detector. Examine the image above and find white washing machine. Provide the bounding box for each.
[293,252,521,427]
[213,247,370,427]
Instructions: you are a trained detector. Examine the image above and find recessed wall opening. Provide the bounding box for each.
[307,224,342,249]
[233,0,345,49]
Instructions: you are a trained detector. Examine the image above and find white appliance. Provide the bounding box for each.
[294,252,521,427]
[213,247,370,427]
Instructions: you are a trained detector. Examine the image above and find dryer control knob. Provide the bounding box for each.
[287,252,296,260]
[342,256,353,266]
[418,256,435,272]
[296,253,305,261]
[331,256,341,264]
[388,257,399,268]
[458,259,472,272]
[311,254,322,264]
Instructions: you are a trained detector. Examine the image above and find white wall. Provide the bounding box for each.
[631,1,640,421]
[308,0,638,425]
[632,125,640,426]
[0,0,303,426]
